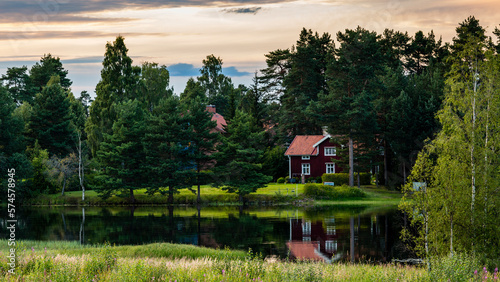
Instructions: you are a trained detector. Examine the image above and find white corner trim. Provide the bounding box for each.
[313,134,331,148]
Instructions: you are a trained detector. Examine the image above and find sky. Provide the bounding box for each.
[0,0,499,97]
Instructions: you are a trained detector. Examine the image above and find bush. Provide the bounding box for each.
[322,173,349,185]
[276,177,286,184]
[429,253,482,282]
[322,173,371,185]
[303,183,366,200]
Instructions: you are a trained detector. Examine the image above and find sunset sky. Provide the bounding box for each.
[0,0,499,96]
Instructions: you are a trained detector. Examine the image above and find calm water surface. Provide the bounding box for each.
[1,205,408,262]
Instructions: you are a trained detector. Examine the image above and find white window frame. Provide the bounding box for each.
[301,155,310,160]
[301,163,310,175]
[326,163,335,174]
[324,147,336,156]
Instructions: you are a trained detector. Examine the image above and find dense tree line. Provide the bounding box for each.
[401,16,500,266]
[1,17,499,215]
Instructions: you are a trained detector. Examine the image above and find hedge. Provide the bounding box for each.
[322,173,371,185]
[303,183,366,200]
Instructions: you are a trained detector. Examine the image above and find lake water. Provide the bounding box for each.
[1,205,408,262]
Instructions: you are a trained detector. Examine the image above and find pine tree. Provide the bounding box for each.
[30,54,72,93]
[213,110,272,202]
[0,85,25,155]
[86,36,140,156]
[142,96,191,204]
[95,99,146,202]
[312,26,382,186]
[1,66,33,105]
[183,97,218,204]
[28,76,74,156]
[279,28,334,139]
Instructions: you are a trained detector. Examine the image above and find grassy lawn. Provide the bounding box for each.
[27,183,402,207]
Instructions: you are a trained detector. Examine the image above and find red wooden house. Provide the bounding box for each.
[284,134,343,180]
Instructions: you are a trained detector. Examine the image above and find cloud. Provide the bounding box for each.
[223,7,262,14]
[0,0,290,24]
[168,63,251,77]
[222,66,251,77]
[0,31,167,41]
[62,56,104,64]
[168,63,200,76]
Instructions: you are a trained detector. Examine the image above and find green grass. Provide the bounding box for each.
[0,240,432,281]
[0,240,246,261]
[2,240,495,281]
[26,183,402,207]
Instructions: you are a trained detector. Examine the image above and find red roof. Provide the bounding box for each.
[286,241,325,262]
[284,135,326,156]
[211,113,227,132]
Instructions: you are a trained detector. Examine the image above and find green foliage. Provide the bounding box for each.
[429,253,481,282]
[142,96,192,203]
[322,173,349,185]
[0,86,25,154]
[86,36,139,156]
[180,77,207,104]
[95,99,146,202]
[28,142,55,195]
[276,177,286,184]
[322,173,371,186]
[30,54,72,92]
[213,110,272,198]
[137,61,173,112]
[278,28,334,138]
[198,54,235,117]
[401,17,500,266]
[1,66,33,105]
[262,145,288,181]
[303,183,365,200]
[28,76,75,156]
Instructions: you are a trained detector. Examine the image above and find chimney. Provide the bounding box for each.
[206,105,216,113]
[322,126,329,136]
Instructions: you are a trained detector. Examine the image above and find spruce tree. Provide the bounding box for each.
[86,36,140,156]
[213,110,272,202]
[142,96,191,204]
[95,99,146,202]
[28,76,74,156]
[183,97,218,204]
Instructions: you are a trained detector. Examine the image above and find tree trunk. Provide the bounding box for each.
[61,175,66,196]
[471,69,478,230]
[79,207,85,245]
[450,213,454,256]
[197,165,201,205]
[349,136,354,187]
[78,133,85,202]
[384,139,388,186]
[130,188,136,204]
[168,186,174,205]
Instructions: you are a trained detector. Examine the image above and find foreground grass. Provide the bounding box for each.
[26,183,401,207]
[2,241,497,281]
[0,241,430,282]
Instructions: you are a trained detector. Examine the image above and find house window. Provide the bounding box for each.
[302,221,311,235]
[325,147,336,156]
[326,163,335,174]
[325,240,338,253]
[302,163,310,175]
[302,155,310,160]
